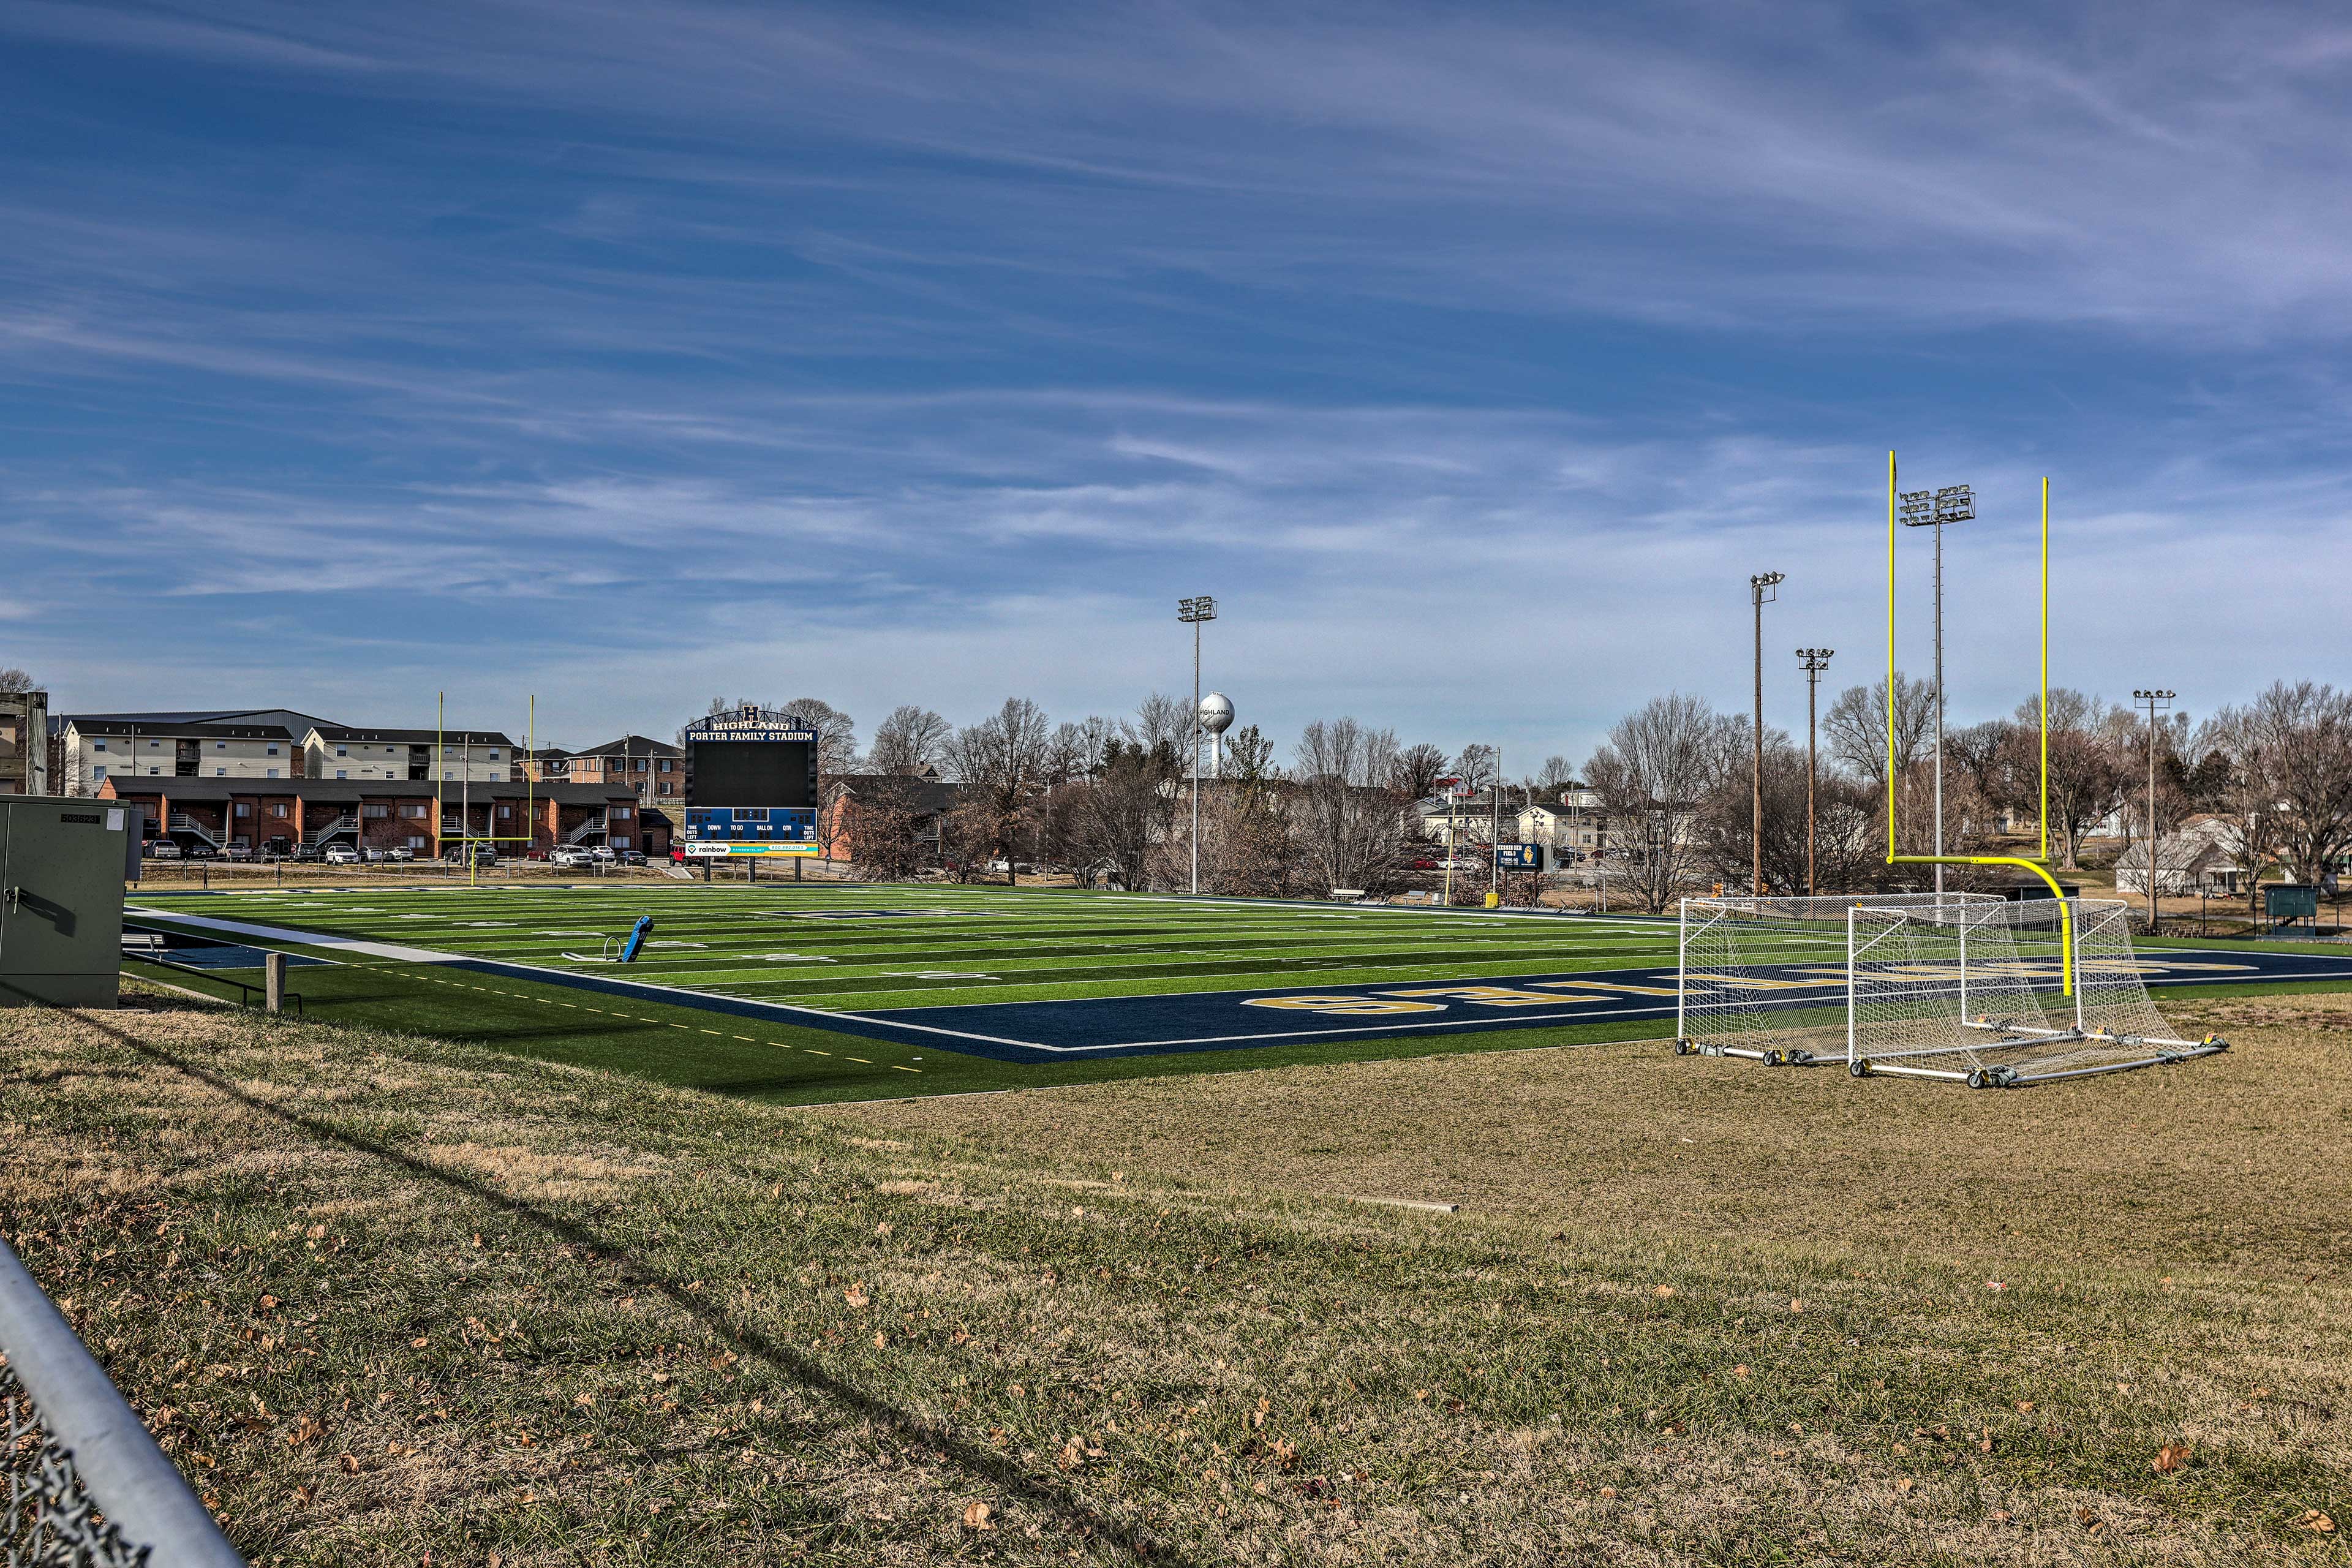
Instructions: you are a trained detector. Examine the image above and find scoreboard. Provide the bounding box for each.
[682,707,821,856]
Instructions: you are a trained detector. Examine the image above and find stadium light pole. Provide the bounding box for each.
[2133,688,2174,932]
[1899,482,1974,895]
[1796,648,1834,895]
[1749,571,1785,897]
[1177,595,1217,895]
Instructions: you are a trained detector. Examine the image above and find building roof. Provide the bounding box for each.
[573,734,684,759]
[308,725,516,747]
[98,777,635,806]
[70,718,304,741]
[62,708,334,737]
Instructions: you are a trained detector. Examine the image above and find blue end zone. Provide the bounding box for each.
[430,945,2352,1066]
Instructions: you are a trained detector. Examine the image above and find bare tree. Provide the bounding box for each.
[1292,718,1409,894]
[944,698,1054,884]
[1451,744,1499,794]
[1584,693,1741,912]
[1534,754,1578,796]
[0,668,34,696]
[1126,692,1189,759]
[1061,741,1175,891]
[781,698,859,780]
[2201,682,2352,894]
[2007,688,2130,870]
[867,705,952,775]
[1822,674,1937,785]
[842,775,936,881]
[1389,742,1450,802]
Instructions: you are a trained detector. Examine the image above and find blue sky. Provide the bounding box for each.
[4,1,2346,763]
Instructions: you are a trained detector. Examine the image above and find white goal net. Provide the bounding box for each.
[1676,893,2002,1065]
[1846,897,2226,1087]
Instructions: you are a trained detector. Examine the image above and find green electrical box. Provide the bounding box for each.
[1,796,129,1008]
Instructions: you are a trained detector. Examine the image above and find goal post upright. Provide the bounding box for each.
[1884,451,2071,996]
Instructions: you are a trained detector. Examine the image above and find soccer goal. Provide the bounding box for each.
[1846,897,2226,1087]
[1675,892,2003,1065]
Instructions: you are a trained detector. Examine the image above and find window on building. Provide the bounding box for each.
[266,769,279,778]
[402,804,428,820]
[216,741,226,750]
[271,804,287,816]
[92,764,107,778]
[337,771,348,780]
[406,835,427,850]
[216,768,227,776]
[337,746,349,756]
[235,803,252,818]
[363,805,390,818]
[94,740,108,752]
[266,744,279,755]
[612,805,633,820]
[497,805,513,820]
[612,835,631,849]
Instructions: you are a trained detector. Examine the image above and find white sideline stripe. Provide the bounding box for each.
[126,907,462,964]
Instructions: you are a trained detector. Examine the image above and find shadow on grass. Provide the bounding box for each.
[72,1008,1189,1565]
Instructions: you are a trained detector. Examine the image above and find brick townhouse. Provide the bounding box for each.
[99,777,668,858]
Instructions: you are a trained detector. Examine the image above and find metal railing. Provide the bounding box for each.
[1,1238,244,1567]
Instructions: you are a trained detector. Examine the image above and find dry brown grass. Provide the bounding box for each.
[4,994,2348,1566]
[820,991,2352,1281]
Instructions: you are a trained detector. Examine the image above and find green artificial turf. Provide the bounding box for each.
[120,881,2350,1110]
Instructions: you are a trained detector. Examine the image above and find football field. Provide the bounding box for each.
[121,880,2352,1102]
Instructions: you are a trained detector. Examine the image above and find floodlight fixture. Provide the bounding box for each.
[1177,595,1218,624]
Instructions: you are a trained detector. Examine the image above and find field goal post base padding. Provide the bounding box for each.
[1845,897,2227,1088]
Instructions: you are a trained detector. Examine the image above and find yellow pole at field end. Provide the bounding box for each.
[1884,453,2071,994]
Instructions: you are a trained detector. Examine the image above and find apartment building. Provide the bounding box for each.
[0,688,47,795]
[53,709,514,794]
[58,709,329,793]
[305,725,512,783]
[554,735,685,803]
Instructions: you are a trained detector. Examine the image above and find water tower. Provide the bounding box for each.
[1199,693,1235,777]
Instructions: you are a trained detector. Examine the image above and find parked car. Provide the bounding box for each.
[386,847,414,862]
[588,845,617,864]
[363,847,387,862]
[187,845,217,860]
[617,849,646,866]
[292,844,322,862]
[145,840,182,859]
[549,847,592,867]
[322,844,360,864]
[222,843,254,862]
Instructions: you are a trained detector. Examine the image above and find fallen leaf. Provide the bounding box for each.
[2015,1400,2034,1414]
[2300,1510,2337,1534]
[1731,1365,1749,1379]
[1598,1486,1618,1499]
[337,1453,358,1474]
[873,1332,887,1349]
[1788,1298,1804,1314]
[1653,1285,1675,1298]
[410,1337,428,1349]
[2152,1442,2192,1474]
[1893,1478,1914,1494]
[963,1501,994,1531]
[843,1284,870,1308]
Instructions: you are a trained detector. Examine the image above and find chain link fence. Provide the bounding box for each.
[1,1240,243,1568]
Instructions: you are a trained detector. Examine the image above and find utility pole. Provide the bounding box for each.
[1749,571,1785,898]
[1899,482,1974,894]
[1796,648,1834,896]
[1490,744,1502,902]
[1177,595,1216,895]
[2132,688,2174,932]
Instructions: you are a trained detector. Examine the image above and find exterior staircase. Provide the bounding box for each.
[565,813,608,845]
[303,815,357,848]
[168,812,222,850]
